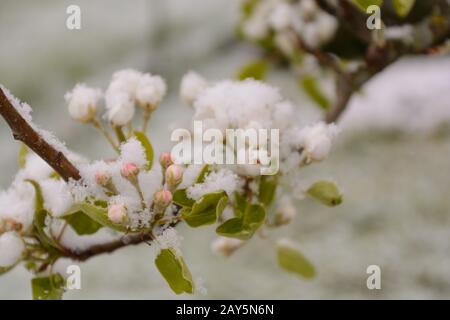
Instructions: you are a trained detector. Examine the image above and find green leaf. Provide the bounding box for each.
[306,180,343,207]
[72,202,128,232]
[31,273,65,300]
[63,211,103,235]
[134,131,154,170]
[182,191,228,227]
[350,0,383,11]
[237,60,268,81]
[392,0,415,17]
[196,165,211,184]
[155,248,194,295]
[299,75,330,110]
[216,203,265,240]
[258,175,278,206]
[233,192,247,218]
[216,218,249,240]
[277,241,316,279]
[173,189,195,208]
[18,144,28,169]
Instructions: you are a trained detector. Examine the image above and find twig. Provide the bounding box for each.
[0,88,81,181]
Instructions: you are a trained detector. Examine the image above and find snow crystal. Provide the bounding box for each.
[187,168,243,200]
[0,231,25,268]
[40,178,74,217]
[119,137,147,168]
[0,85,33,123]
[0,182,35,232]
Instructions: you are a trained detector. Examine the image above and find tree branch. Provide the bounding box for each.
[0,87,81,181]
[0,87,163,262]
[64,232,153,262]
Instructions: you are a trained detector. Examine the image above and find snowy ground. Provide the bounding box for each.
[1,0,450,299]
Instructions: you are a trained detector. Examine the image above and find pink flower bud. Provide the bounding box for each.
[95,170,112,186]
[120,162,140,179]
[108,204,128,224]
[165,164,184,187]
[153,189,173,208]
[159,152,173,169]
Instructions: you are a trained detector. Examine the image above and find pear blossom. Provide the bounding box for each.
[0,232,25,268]
[105,91,135,126]
[180,71,208,106]
[153,189,173,209]
[211,237,244,257]
[107,203,128,224]
[120,162,140,179]
[64,84,102,123]
[136,73,167,110]
[165,164,184,188]
[159,152,174,169]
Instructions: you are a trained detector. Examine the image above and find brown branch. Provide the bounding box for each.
[64,232,154,262]
[0,87,81,181]
[0,87,166,262]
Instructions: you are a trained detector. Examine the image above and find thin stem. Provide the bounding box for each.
[56,222,69,243]
[142,109,151,133]
[92,117,119,153]
[114,125,127,144]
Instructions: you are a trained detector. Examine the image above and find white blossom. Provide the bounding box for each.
[269,2,293,31]
[211,237,244,257]
[119,137,148,168]
[299,122,339,163]
[40,179,74,217]
[105,91,135,126]
[0,232,25,268]
[180,71,208,106]
[136,73,167,110]
[0,182,35,233]
[64,84,102,122]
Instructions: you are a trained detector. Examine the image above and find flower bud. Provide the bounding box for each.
[165,164,184,188]
[120,162,140,179]
[64,84,102,123]
[274,196,296,226]
[180,71,207,106]
[153,189,173,209]
[136,74,167,110]
[95,170,112,186]
[159,152,173,169]
[211,237,244,257]
[0,231,25,268]
[105,91,135,127]
[300,122,339,163]
[107,203,128,224]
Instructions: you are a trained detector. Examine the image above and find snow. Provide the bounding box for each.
[0,232,25,268]
[187,168,243,200]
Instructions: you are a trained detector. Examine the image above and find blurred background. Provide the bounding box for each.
[1,0,450,299]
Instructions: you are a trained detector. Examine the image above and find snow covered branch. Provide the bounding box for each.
[0,87,81,181]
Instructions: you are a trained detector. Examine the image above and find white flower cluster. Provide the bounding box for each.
[65,69,167,126]
[180,72,339,177]
[242,0,338,50]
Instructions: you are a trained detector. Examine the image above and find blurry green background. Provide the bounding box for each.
[1,0,450,299]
